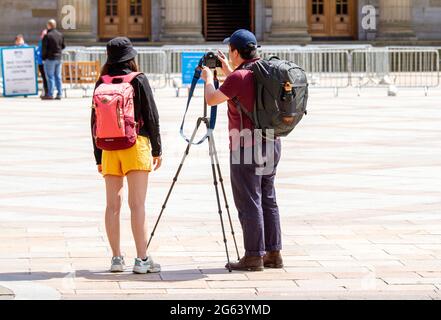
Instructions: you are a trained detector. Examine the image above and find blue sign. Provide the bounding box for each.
[181,52,204,86]
[1,46,39,97]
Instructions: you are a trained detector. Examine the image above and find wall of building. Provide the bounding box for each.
[0,0,58,45]
[1,0,441,45]
[358,0,441,41]
[357,0,379,41]
[413,0,441,40]
[151,0,162,41]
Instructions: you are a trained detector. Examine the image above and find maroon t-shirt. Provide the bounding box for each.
[219,58,259,150]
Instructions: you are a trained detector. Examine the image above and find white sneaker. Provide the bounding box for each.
[110,256,125,272]
[133,256,161,274]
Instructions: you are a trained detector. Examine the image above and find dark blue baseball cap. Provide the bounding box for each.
[223,29,259,49]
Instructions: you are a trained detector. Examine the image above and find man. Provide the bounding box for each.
[200,29,283,271]
[42,19,65,100]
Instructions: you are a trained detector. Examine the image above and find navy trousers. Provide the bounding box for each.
[230,139,282,257]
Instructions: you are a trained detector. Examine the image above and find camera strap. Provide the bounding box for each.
[180,67,219,145]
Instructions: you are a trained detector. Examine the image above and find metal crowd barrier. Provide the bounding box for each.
[60,51,74,97]
[58,46,440,97]
[62,48,168,93]
[351,47,440,95]
[162,47,351,96]
[260,48,351,96]
[162,46,226,82]
[136,49,168,89]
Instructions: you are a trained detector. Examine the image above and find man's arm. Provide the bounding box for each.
[201,67,229,106]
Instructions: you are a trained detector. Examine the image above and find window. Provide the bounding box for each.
[130,0,142,16]
[312,0,324,15]
[106,0,118,16]
[336,0,348,15]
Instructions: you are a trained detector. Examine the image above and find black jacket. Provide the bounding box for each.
[91,64,162,165]
[42,29,65,60]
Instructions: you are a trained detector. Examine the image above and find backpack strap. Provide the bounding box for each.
[100,72,142,84]
[232,98,254,130]
[121,72,142,83]
[232,59,257,139]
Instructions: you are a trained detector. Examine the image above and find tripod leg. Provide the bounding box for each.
[147,118,203,250]
[208,133,232,273]
[209,133,241,261]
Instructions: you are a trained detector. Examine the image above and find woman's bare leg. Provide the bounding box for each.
[104,175,124,257]
[126,171,149,259]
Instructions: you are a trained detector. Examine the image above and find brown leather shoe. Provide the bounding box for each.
[225,256,264,272]
[263,251,284,268]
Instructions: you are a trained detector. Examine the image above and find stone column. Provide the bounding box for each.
[57,0,98,43]
[267,0,311,43]
[377,0,416,40]
[160,0,204,42]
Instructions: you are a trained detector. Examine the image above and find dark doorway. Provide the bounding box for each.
[204,0,254,41]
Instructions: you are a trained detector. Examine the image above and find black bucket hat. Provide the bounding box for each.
[106,37,137,65]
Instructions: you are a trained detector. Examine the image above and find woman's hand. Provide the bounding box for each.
[97,164,102,173]
[153,156,162,171]
[217,50,233,76]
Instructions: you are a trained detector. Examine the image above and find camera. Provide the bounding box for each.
[199,51,223,69]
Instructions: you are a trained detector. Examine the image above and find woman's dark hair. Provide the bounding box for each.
[100,58,139,77]
[229,43,258,60]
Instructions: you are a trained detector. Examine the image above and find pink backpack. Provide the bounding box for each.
[92,72,142,151]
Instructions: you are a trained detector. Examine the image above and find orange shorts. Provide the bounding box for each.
[102,136,152,177]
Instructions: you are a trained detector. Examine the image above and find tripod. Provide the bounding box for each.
[147,71,240,272]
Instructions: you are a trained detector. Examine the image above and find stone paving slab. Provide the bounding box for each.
[0,87,441,299]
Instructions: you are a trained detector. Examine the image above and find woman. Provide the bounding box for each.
[91,37,162,274]
[36,29,49,98]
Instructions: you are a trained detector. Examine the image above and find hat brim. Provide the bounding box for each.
[222,37,230,45]
[107,48,138,65]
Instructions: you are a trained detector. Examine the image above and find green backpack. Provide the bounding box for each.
[233,56,309,138]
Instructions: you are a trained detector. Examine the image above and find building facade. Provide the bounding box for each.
[1,0,441,45]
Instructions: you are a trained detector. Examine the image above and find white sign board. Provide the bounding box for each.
[1,46,38,97]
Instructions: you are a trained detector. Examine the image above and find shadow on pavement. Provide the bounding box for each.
[0,269,228,282]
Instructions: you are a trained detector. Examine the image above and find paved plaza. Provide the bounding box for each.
[0,86,441,300]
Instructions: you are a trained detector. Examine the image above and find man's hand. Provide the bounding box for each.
[217,50,233,76]
[202,65,229,106]
[153,156,162,171]
[97,164,102,174]
[201,66,214,83]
